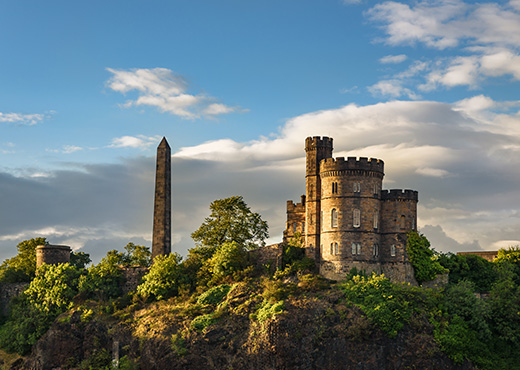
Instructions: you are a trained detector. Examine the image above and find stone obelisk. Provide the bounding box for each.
[152,137,171,260]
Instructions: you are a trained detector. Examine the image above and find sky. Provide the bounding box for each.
[1,0,520,264]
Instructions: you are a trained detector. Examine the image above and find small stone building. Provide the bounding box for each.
[36,244,71,268]
[284,136,418,283]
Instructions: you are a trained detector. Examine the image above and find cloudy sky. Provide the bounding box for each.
[1,0,520,263]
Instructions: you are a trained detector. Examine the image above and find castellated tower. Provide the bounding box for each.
[284,136,418,284]
[304,136,333,261]
[152,137,171,260]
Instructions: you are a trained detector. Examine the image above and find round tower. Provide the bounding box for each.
[304,136,333,261]
[319,157,385,280]
[36,244,71,269]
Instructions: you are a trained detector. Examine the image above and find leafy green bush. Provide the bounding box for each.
[191,313,218,331]
[197,284,231,305]
[254,300,285,322]
[137,253,184,300]
[208,241,248,279]
[437,253,497,292]
[406,231,447,284]
[78,253,125,300]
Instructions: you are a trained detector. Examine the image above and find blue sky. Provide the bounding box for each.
[1,0,520,263]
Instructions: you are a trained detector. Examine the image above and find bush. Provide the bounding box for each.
[208,241,248,279]
[406,231,447,284]
[191,313,218,331]
[197,284,231,305]
[137,253,184,300]
[254,300,285,322]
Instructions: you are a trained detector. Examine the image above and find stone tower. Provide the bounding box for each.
[36,244,71,268]
[152,137,171,260]
[304,136,333,261]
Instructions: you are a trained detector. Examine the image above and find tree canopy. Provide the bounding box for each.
[0,237,48,283]
[191,196,268,251]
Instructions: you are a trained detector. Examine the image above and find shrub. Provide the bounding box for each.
[191,313,218,331]
[197,284,231,305]
[137,253,184,300]
[406,231,447,284]
[254,300,285,322]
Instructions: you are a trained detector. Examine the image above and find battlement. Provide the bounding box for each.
[305,136,333,151]
[287,195,306,212]
[381,189,418,201]
[320,156,384,174]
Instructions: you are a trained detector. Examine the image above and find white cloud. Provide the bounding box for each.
[379,54,407,64]
[108,135,163,150]
[0,112,46,126]
[62,145,83,154]
[416,167,450,178]
[106,68,242,119]
[368,79,420,99]
[367,1,520,94]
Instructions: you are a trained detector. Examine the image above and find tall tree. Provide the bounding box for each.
[0,237,48,283]
[191,196,268,251]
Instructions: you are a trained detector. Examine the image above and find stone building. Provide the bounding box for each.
[36,244,71,268]
[284,136,418,283]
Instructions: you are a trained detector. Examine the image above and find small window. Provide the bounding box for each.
[373,183,378,195]
[373,243,379,256]
[352,242,361,255]
[353,209,360,228]
[400,215,406,230]
[391,244,396,257]
[353,182,361,193]
[412,218,415,230]
[331,209,338,228]
[293,222,297,233]
[330,243,334,255]
[332,182,338,194]
[357,243,361,255]
[310,214,314,225]
[334,242,339,255]
[373,211,379,229]
[302,222,305,232]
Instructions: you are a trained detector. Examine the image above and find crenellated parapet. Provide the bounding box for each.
[381,189,418,201]
[320,157,384,178]
[286,195,306,213]
[305,136,333,151]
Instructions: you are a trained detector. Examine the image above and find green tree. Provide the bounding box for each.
[78,250,125,299]
[70,251,92,269]
[437,253,497,292]
[137,253,184,300]
[0,237,47,283]
[123,242,151,267]
[406,231,447,284]
[207,241,248,279]
[0,263,81,355]
[191,196,268,251]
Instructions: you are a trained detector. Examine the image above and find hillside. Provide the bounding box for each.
[13,276,471,370]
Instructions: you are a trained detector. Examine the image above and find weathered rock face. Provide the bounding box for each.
[19,285,473,370]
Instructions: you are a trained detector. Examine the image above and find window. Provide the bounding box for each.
[335,243,339,255]
[353,209,360,228]
[353,182,361,193]
[352,242,361,255]
[373,211,379,229]
[302,222,305,232]
[332,182,338,194]
[373,243,379,256]
[391,244,396,257]
[373,183,378,195]
[330,243,334,255]
[400,215,406,230]
[310,214,314,225]
[293,222,297,233]
[412,218,415,230]
[331,209,338,228]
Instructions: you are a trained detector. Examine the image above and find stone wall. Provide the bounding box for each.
[250,243,283,272]
[457,251,498,262]
[36,244,71,268]
[120,266,149,294]
[0,282,28,316]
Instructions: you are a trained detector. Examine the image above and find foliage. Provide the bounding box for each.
[191,195,269,251]
[70,251,92,270]
[0,237,47,283]
[0,263,81,355]
[495,246,520,264]
[197,284,231,305]
[191,313,218,331]
[78,250,125,299]
[437,253,497,292]
[122,242,151,267]
[207,241,248,279]
[282,232,305,267]
[254,300,285,322]
[341,273,416,338]
[137,253,184,300]
[406,231,447,284]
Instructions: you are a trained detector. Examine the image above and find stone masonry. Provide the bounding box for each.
[152,137,172,260]
[36,244,71,268]
[284,136,418,283]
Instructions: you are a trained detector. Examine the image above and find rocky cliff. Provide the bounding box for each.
[14,279,472,370]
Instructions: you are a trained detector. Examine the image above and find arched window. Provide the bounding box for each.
[293,222,297,233]
[391,244,396,257]
[373,243,379,256]
[373,211,379,229]
[302,222,305,232]
[330,243,334,255]
[331,209,338,228]
[334,243,338,255]
[353,182,361,193]
[352,243,356,255]
[400,215,406,230]
[332,182,338,194]
[357,243,361,255]
[353,209,360,228]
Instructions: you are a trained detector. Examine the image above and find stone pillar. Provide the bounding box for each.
[36,244,71,268]
[152,137,171,260]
